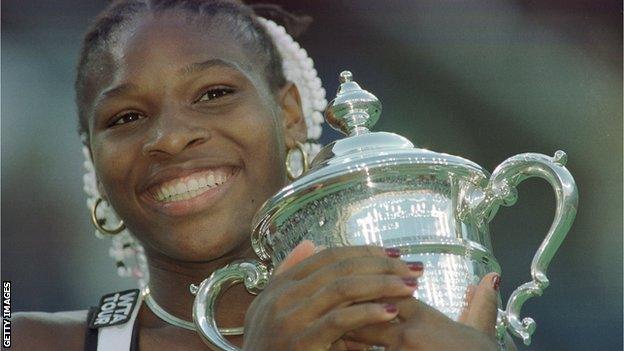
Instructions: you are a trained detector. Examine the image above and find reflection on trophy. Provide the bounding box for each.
[191,71,578,351]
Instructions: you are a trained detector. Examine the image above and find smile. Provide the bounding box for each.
[142,165,239,217]
[150,167,235,203]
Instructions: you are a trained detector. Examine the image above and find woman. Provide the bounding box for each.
[14,1,510,350]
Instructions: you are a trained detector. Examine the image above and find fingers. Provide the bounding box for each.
[299,274,419,315]
[291,302,399,350]
[344,274,501,349]
[343,296,442,347]
[329,340,370,351]
[277,253,422,312]
[378,295,439,320]
[301,255,423,290]
[463,272,500,337]
[282,246,398,280]
[458,285,477,323]
[274,240,316,276]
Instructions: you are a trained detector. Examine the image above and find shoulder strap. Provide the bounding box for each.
[97,292,143,351]
[84,307,100,351]
[129,310,140,351]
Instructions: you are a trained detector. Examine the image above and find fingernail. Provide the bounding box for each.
[385,247,401,258]
[492,274,501,291]
[402,277,418,287]
[405,261,424,272]
[383,303,398,314]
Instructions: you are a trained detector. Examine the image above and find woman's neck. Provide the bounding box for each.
[140,243,258,331]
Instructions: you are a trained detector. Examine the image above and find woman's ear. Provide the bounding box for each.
[277,82,307,149]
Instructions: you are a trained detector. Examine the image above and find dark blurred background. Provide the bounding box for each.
[2,1,622,350]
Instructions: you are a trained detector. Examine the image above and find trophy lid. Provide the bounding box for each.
[252,71,489,260]
[311,70,416,168]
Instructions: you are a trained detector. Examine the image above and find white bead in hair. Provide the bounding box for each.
[256,17,327,156]
[81,16,327,286]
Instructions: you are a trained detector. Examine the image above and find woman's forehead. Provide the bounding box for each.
[112,12,257,80]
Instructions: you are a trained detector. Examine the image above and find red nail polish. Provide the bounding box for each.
[402,277,418,287]
[385,247,401,258]
[383,303,398,314]
[406,261,424,271]
[492,275,501,291]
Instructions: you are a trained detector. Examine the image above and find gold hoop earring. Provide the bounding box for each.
[286,141,309,180]
[91,197,125,235]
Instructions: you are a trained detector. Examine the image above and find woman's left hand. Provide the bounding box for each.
[345,272,502,351]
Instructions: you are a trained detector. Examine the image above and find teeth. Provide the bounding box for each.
[152,168,233,202]
[188,179,199,191]
[176,182,187,194]
[162,187,171,198]
[181,192,192,200]
[207,174,216,187]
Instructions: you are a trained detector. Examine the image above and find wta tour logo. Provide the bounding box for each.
[89,289,139,328]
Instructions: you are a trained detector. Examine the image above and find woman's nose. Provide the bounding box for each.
[142,115,210,157]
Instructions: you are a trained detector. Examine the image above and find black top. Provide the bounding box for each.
[84,306,140,351]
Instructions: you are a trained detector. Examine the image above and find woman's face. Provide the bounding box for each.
[86,12,304,261]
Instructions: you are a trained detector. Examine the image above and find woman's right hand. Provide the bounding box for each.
[242,241,424,351]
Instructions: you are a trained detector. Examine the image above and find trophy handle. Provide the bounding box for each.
[191,259,271,351]
[470,151,578,345]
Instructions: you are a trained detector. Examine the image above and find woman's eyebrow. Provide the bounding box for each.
[94,83,139,109]
[101,83,139,100]
[178,58,245,77]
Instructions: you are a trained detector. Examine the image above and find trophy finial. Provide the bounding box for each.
[339,70,353,83]
[325,70,382,136]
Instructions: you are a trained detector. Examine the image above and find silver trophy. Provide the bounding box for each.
[191,71,578,351]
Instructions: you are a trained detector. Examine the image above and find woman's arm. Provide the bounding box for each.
[12,310,87,351]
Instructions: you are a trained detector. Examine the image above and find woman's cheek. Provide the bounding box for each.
[93,140,139,211]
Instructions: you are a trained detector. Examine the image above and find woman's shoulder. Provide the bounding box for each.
[12,310,89,351]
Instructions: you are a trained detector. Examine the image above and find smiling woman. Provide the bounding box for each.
[11,1,506,350]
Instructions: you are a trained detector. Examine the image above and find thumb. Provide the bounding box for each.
[462,272,500,337]
[273,240,316,275]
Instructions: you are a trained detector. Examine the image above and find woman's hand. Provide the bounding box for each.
[242,241,424,351]
[346,272,504,351]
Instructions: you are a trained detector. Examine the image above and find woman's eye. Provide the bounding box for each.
[196,87,235,102]
[110,112,144,127]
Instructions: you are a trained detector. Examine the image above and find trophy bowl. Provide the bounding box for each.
[191,71,578,351]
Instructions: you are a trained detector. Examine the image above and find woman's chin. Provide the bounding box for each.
[146,231,254,264]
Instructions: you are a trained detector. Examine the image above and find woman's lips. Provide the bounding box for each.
[150,167,234,202]
[141,167,239,217]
